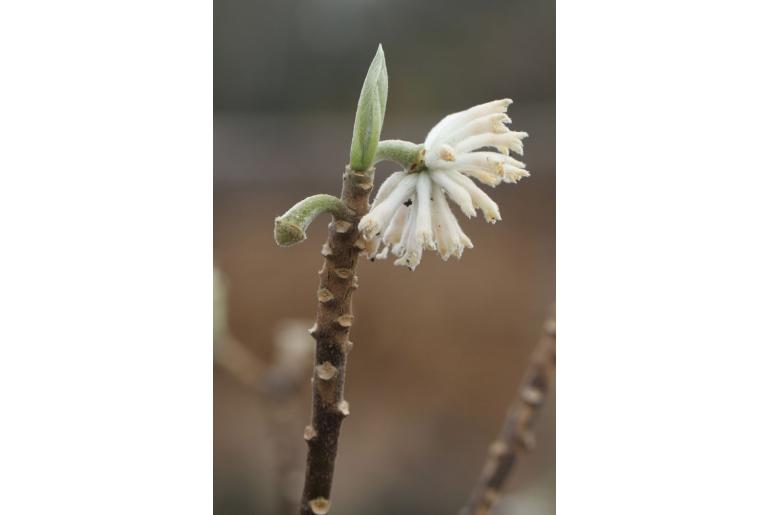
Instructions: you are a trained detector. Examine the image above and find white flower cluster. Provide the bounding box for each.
[358,99,530,270]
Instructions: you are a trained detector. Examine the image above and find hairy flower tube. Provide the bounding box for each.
[358,99,530,270]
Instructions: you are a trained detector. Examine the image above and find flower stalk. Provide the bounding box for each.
[374,139,425,171]
[459,307,556,515]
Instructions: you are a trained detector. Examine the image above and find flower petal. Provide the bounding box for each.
[443,112,511,147]
[414,172,435,249]
[358,173,417,239]
[370,171,406,209]
[430,184,455,260]
[454,131,528,156]
[375,245,390,260]
[392,202,417,257]
[393,203,423,270]
[383,204,409,246]
[502,165,531,183]
[425,99,512,148]
[456,166,503,187]
[431,183,473,259]
[455,151,527,170]
[428,170,476,218]
[446,170,501,223]
[431,153,508,187]
[363,235,382,260]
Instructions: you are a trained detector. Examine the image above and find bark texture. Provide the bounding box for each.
[459,307,556,515]
[299,166,375,515]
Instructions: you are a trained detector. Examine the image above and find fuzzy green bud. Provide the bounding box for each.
[274,194,354,246]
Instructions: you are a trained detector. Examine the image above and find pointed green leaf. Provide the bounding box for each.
[349,44,388,171]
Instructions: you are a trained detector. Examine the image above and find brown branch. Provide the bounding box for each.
[459,307,556,515]
[299,166,374,515]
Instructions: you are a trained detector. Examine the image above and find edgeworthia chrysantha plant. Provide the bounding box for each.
[273,44,530,515]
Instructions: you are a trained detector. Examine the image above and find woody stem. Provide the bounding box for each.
[298,166,375,515]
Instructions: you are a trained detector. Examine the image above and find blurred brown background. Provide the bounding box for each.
[214,0,554,513]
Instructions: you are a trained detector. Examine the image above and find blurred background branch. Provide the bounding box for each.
[460,307,556,515]
[214,269,315,515]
